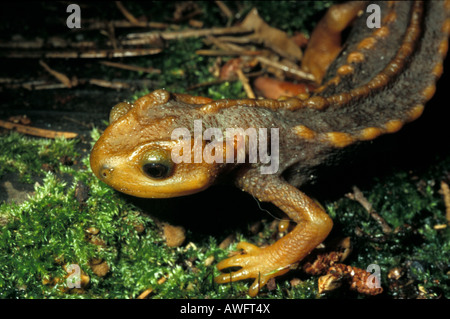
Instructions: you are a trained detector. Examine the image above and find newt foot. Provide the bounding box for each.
[215,242,290,297]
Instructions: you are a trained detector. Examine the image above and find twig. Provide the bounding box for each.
[186,71,262,91]
[195,49,260,56]
[0,38,97,50]
[136,288,152,299]
[136,276,167,299]
[104,22,118,51]
[39,60,73,88]
[347,186,393,234]
[204,35,250,53]
[215,1,233,20]
[1,36,159,51]
[62,116,93,129]
[23,82,74,90]
[82,19,171,30]
[1,78,155,91]
[2,48,162,59]
[215,35,253,44]
[440,181,450,223]
[0,39,45,49]
[0,79,75,90]
[200,36,263,57]
[256,56,315,81]
[99,61,161,74]
[88,78,130,90]
[126,25,251,40]
[354,226,387,243]
[236,68,255,98]
[112,36,164,47]
[0,119,78,139]
[115,1,140,26]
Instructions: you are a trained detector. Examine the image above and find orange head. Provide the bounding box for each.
[90,89,227,198]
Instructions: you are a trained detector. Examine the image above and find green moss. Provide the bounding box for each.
[324,155,450,298]
[0,132,78,183]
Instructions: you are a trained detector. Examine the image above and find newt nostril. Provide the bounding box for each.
[99,165,114,180]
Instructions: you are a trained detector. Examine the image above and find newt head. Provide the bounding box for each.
[90,89,226,198]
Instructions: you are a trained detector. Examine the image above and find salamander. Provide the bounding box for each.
[90,1,450,297]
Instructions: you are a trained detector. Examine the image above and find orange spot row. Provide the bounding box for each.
[383,120,404,134]
[357,37,377,51]
[438,36,449,56]
[322,132,355,148]
[421,85,436,101]
[293,125,317,140]
[443,18,450,35]
[347,52,365,64]
[407,104,424,122]
[305,96,328,110]
[373,26,390,38]
[337,65,354,76]
[383,10,397,24]
[358,127,383,141]
[293,115,414,147]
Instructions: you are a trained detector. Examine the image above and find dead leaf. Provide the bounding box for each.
[241,8,302,62]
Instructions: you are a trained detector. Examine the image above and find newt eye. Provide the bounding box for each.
[143,163,171,179]
[141,149,174,180]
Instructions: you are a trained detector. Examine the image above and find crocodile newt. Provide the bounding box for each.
[90,1,450,297]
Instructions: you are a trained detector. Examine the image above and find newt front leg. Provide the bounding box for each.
[215,170,333,296]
